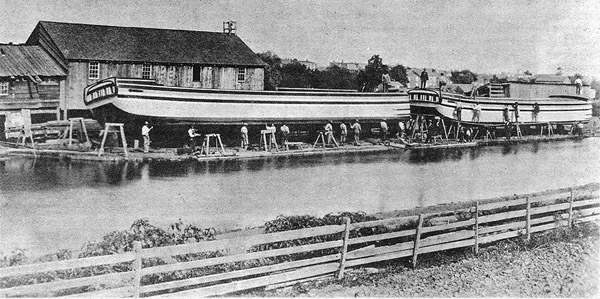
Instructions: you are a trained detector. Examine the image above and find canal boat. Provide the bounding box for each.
[408,83,592,125]
[84,77,410,125]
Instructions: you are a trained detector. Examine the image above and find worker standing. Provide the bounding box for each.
[280,123,290,147]
[532,102,540,122]
[141,121,153,153]
[339,122,347,145]
[472,102,481,122]
[240,123,249,149]
[381,70,391,92]
[324,120,334,145]
[188,125,201,151]
[380,119,388,141]
[351,119,362,146]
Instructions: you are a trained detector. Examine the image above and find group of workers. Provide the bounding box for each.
[239,120,367,149]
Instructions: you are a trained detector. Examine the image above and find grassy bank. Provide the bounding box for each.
[247,223,599,297]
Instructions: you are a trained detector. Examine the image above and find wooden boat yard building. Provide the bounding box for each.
[0,43,66,122]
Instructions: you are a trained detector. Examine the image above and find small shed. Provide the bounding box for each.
[0,43,66,117]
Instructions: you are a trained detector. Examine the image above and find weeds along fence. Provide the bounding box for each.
[1,184,599,297]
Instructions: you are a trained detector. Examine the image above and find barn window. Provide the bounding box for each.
[237,68,246,82]
[192,65,201,82]
[0,81,8,95]
[142,64,152,79]
[88,62,99,79]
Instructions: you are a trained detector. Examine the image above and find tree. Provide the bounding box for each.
[450,69,478,84]
[311,65,357,90]
[390,64,408,87]
[257,51,282,90]
[279,61,313,88]
[356,55,388,92]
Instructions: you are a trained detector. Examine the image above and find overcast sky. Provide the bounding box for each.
[1,0,599,77]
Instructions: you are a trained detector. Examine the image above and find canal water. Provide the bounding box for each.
[1,138,599,256]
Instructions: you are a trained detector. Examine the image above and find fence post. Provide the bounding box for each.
[474,201,479,255]
[568,188,574,228]
[526,197,531,241]
[337,217,351,280]
[133,241,142,299]
[412,214,424,268]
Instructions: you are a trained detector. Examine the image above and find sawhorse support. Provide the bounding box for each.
[260,130,278,152]
[313,131,338,148]
[515,122,523,138]
[200,133,226,156]
[62,117,90,146]
[540,123,554,136]
[98,123,128,158]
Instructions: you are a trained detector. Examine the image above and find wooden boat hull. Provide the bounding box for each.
[408,89,592,125]
[84,78,410,125]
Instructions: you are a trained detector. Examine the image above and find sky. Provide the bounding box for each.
[1,0,599,77]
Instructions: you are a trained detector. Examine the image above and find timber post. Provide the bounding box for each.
[474,201,479,254]
[133,241,142,298]
[568,188,574,228]
[525,197,531,241]
[412,214,424,268]
[337,217,351,279]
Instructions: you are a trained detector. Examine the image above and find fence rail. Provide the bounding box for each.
[1,184,598,298]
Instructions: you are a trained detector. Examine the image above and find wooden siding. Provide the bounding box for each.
[0,78,62,113]
[65,61,264,110]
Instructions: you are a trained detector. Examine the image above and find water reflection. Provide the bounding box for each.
[1,138,599,256]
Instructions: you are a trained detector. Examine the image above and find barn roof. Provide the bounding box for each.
[28,21,266,67]
[0,44,66,78]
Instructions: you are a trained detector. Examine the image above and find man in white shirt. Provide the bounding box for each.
[141,121,152,153]
[240,123,249,149]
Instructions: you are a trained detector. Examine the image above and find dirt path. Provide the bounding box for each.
[251,228,599,297]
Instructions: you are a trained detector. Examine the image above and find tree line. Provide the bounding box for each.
[258,51,481,92]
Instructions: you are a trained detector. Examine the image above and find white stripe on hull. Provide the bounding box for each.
[85,78,410,123]
[113,97,410,122]
[408,90,592,124]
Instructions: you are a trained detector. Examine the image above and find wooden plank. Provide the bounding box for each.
[530,202,570,215]
[346,241,414,260]
[572,198,600,208]
[577,206,600,217]
[529,190,571,204]
[478,209,526,224]
[0,271,133,297]
[349,215,418,230]
[139,254,340,295]
[420,218,476,234]
[576,214,600,223]
[478,197,527,211]
[337,217,351,279]
[347,229,416,245]
[345,248,414,268]
[418,238,475,255]
[479,230,523,244]
[420,230,474,248]
[479,220,525,235]
[0,252,136,278]
[159,262,340,298]
[140,224,344,259]
[141,239,343,276]
[411,214,424,268]
[63,286,132,298]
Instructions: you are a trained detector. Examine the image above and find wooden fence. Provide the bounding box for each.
[1,184,598,297]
